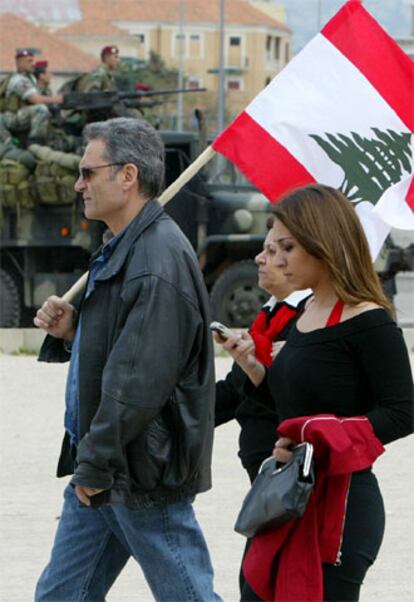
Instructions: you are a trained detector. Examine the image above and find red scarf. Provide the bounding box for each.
[250,304,297,367]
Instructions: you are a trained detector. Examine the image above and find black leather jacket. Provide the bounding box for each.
[39,199,215,509]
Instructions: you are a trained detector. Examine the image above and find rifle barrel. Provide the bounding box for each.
[62,88,207,111]
[119,87,207,99]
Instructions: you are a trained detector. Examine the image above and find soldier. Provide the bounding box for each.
[33,60,52,96]
[75,45,145,122]
[1,49,63,144]
[77,45,120,93]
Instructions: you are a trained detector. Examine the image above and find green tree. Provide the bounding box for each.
[114,52,179,128]
[310,128,412,203]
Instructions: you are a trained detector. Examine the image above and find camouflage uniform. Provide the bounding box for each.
[0,113,12,145]
[76,64,116,93]
[2,72,49,140]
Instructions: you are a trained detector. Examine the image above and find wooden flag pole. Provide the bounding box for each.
[159,145,216,206]
[62,145,217,303]
[62,271,90,303]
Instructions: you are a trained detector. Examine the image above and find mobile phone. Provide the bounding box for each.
[209,321,234,340]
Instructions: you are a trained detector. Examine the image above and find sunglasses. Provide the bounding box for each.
[78,163,124,180]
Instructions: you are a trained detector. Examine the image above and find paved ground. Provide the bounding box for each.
[0,353,413,602]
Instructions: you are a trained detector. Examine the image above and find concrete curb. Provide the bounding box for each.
[0,328,46,355]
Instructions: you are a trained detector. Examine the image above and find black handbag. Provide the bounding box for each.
[234,442,315,538]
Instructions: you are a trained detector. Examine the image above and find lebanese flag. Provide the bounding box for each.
[212,0,414,255]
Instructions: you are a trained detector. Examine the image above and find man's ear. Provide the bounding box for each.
[122,164,139,190]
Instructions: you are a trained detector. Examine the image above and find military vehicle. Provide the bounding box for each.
[1,88,412,328]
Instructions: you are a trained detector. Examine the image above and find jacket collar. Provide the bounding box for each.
[91,198,164,283]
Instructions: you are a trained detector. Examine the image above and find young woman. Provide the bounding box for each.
[217,184,413,602]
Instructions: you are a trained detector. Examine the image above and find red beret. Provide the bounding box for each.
[134,82,151,91]
[33,61,48,69]
[101,45,119,56]
[16,48,34,59]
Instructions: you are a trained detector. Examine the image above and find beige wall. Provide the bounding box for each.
[58,35,139,64]
[151,23,291,119]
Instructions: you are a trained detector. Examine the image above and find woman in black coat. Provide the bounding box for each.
[214,227,310,596]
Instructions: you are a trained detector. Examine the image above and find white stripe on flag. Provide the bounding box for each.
[373,174,414,230]
[354,202,391,260]
[245,34,412,188]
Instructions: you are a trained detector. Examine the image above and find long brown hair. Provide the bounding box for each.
[271,184,393,313]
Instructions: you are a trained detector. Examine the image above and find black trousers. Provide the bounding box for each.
[240,470,385,602]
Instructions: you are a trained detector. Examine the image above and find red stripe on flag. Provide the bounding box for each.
[212,112,315,202]
[406,176,414,213]
[322,0,414,132]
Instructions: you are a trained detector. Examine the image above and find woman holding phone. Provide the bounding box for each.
[216,184,413,602]
[213,226,310,597]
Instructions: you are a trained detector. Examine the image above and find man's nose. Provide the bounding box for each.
[74,176,86,192]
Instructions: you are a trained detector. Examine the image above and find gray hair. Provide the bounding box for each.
[83,117,165,199]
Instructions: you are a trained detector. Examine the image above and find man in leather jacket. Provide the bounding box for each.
[33,117,221,602]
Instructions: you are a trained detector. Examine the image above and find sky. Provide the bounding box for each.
[279,0,412,52]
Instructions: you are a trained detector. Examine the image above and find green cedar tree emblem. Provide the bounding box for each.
[310,128,412,204]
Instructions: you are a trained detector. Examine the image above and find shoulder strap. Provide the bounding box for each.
[325,299,345,327]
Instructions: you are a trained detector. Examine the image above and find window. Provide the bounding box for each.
[266,35,272,61]
[188,76,203,90]
[227,79,241,90]
[274,37,280,60]
[189,34,202,58]
[266,36,272,52]
[285,42,290,64]
[135,33,147,60]
[173,32,203,58]
[227,34,243,66]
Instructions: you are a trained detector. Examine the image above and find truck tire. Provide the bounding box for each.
[0,268,21,327]
[210,260,268,328]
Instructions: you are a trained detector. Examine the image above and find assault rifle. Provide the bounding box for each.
[61,87,207,111]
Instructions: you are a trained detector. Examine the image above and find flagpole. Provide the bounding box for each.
[62,272,89,303]
[158,145,216,206]
[62,145,217,303]
[218,0,226,134]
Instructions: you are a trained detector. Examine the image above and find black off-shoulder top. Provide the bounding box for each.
[251,309,413,445]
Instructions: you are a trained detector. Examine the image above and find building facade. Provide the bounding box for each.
[55,0,292,126]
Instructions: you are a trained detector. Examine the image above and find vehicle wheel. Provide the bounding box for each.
[0,268,21,327]
[210,260,268,328]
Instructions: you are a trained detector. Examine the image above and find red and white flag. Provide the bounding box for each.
[212,0,414,257]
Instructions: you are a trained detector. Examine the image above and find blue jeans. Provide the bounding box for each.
[35,485,222,602]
